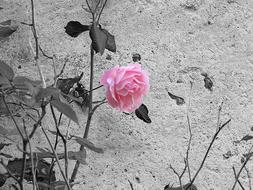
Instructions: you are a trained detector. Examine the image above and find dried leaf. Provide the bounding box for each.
[0,60,14,81]
[101,28,116,52]
[64,21,90,37]
[223,150,232,159]
[201,73,213,91]
[0,143,11,151]
[241,134,253,142]
[89,23,107,55]
[50,99,79,124]
[135,104,151,123]
[0,20,18,40]
[73,136,104,153]
[167,91,185,105]
[132,53,141,62]
[68,150,86,165]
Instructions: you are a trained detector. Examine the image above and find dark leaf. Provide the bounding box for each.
[73,136,104,153]
[0,143,11,151]
[135,104,151,123]
[68,150,86,165]
[201,73,213,91]
[0,173,6,187]
[0,152,12,158]
[56,72,83,94]
[223,150,232,159]
[0,60,14,81]
[7,158,56,183]
[50,99,79,124]
[164,183,197,190]
[241,134,253,142]
[132,53,141,62]
[71,82,89,111]
[0,20,18,40]
[64,21,90,37]
[89,23,107,55]
[101,28,116,52]
[167,91,185,105]
[38,181,66,190]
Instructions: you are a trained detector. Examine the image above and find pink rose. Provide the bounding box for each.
[100,64,149,113]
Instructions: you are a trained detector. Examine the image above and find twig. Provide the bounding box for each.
[169,165,183,190]
[39,45,53,59]
[245,167,252,190]
[54,62,67,81]
[232,166,245,190]
[231,144,253,190]
[97,0,108,22]
[128,180,134,190]
[185,119,231,190]
[41,127,72,190]
[70,44,95,182]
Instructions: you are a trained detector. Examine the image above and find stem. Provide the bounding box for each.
[41,127,71,190]
[70,45,94,182]
[20,139,28,189]
[232,167,245,190]
[30,0,46,88]
[185,119,231,190]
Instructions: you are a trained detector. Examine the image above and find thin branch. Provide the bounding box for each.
[39,45,53,59]
[231,144,253,190]
[30,0,46,88]
[185,119,231,190]
[232,166,245,190]
[41,127,72,190]
[245,167,252,190]
[54,62,67,82]
[86,0,95,21]
[128,180,134,190]
[169,165,183,190]
[97,0,108,22]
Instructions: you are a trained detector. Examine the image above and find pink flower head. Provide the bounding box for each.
[100,64,149,113]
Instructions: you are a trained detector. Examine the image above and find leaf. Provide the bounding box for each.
[35,87,60,102]
[0,152,12,158]
[0,60,14,81]
[241,134,253,142]
[0,20,18,40]
[13,76,41,89]
[89,23,107,55]
[132,53,141,62]
[68,150,86,165]
[167,91,185,105]
[38,181,66,190]
[0,125,19,136]
[201,73,213,91]
[73,136,104,153]
[56,72,83,94]
[0,143,11,151]
[7,158,56,183]
[0,173,6,187]
[64,21,90,37]
[135,104,151,123]
[0,75,11,88]
[101,28,116,52]
[50,99,79,124]
[164,183,198,190]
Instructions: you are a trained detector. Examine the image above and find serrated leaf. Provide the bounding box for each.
[89,23,107,55]
[73,136,104,153]
[0,20,18,40]
[50,99,79,124]
[64,21,90,37]
[0,60,14,81]
[68,150,86,165]
[135,104,151,123]
[101,28,116,52]
[0,143,11,151]
[241,134,253,142]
